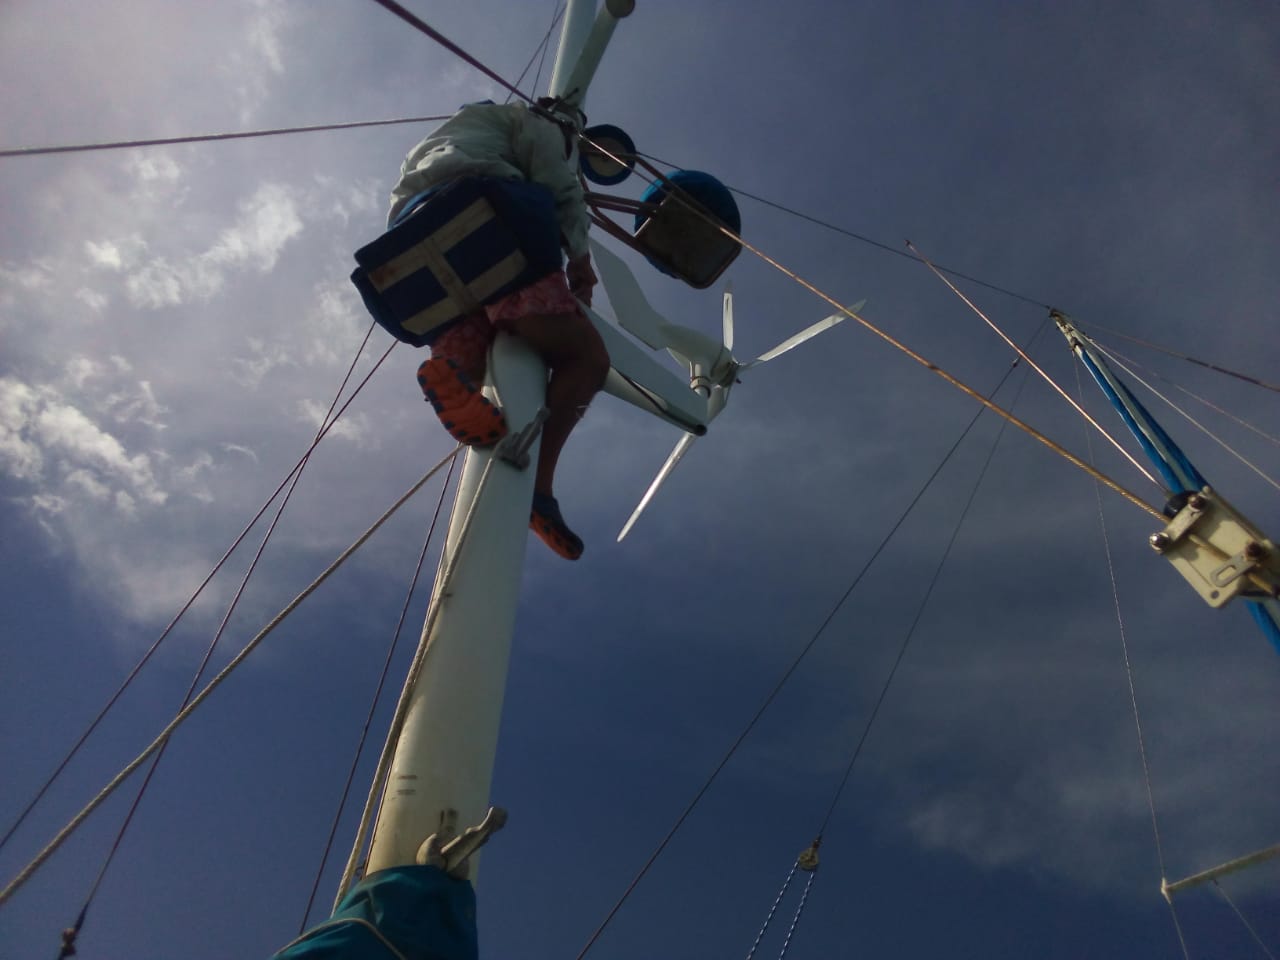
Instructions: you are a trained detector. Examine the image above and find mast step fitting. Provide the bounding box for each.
[494,407,550,469]
[1148,487,1280,607]
[416,806,508,877]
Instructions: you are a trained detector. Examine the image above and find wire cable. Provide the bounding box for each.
[816,361,1034,838]
[1073,364,1191,960]
[54,323,384,958]
[1212,879,1278,960]
[635,149,1054,312]
[1092,342,1280,494]
[505,1,564,103]
[573,337,1042,960]
[1075,321,1280,397]
[0,448,459,908]
[0,340,398,858]
[909,241,1161,489]
[1091,342,1280,450]
[297,452,460,933]
[0,116,450,160]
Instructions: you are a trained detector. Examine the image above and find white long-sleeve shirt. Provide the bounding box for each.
[388,102,590,259]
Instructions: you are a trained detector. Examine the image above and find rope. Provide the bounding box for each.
[775,869,817,960]
[505,1,564,103]
[297,453,459,933]
[572,344,1040,960]
[1212,879,1278,960]
[908,243,1161,489]
[1073,365,1191,960]
[0,339,397,858]
[57,324,380,958]
[0,116,450,160]
[365,0,534,106]
[817,362,1034,838]
[1092,342,1280,449]
[743,861,798,960]
[1093,342,1280,494]
[635,150,1054,312]
[1076,321,1280,396]
[0,449,459,908]
[334,452,500,906]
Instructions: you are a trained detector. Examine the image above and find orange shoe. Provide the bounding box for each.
[530,492,584,561]
[416,357,508,447]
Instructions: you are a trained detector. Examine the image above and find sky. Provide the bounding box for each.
[2,1,1279,958]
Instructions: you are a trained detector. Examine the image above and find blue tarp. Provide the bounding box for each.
[272,866,477,960]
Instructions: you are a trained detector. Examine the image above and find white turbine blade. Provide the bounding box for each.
[590,238,671,350]
[617,433,698,542]
[747,299,865,368]
[722,283,734,352]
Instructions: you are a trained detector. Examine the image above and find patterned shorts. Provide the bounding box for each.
[430,270,579,379]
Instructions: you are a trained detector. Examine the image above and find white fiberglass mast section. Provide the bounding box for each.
[364,0,634,877]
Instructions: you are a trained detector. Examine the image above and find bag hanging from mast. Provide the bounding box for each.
[350,176,563,348]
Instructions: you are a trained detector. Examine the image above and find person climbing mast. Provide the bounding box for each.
[387,98,610,561]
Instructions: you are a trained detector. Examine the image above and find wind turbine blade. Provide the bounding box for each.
[617,433,698,542]
[722,283,734,352]
[749,299,865,367]
[590,239,672,351]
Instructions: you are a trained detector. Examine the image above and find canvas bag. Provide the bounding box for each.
[350,177,563,348]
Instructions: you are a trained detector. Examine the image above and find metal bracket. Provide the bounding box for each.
[797,840,820,872]
[1148,487,1280,607]
[494,407,550,470]
[416,806,509,873]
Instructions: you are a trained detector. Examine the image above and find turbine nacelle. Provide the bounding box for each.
[589,238,863,541]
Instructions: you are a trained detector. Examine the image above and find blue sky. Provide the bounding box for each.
[2,1,1278,958]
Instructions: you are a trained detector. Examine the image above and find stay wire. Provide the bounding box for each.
[1091,341,1280,494]
[55,322,382,958]
[633,150,1053,312]
[816,358,1035,839]
[0,338,398,858]
[505,1,564,103]
[366,0,534,106]
[1090,341,1280,449]
[0,116,450,160]
[1212,879,1278,960]
[573,333,1041,960]
[744,861,799,960]
[908,241,1161,490]
[335,453,499,906]
[297,452,460,934]
[0,446,458,908]
[1072,364,1190,960]
[1075,320,1280,397]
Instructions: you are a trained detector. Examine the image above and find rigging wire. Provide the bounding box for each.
[1092,342,1280,494]
[55,322,384,958]
[908,242,1161,490]
[334,453,502,906]
[1073,364,1191,960]
[816,360,1035,839]
[573,334,1043,960]
[1076,321,1280,397]
[297,453,460,933]
[0,116,450,160]
[1091,342,1280,450]
[635,149,1053,312]
[1212,879,1279,960]
[744,861,799,960]
[0,339,398,858]
[774,870,817,960]
[505,1,564,103]
[0,448,460,909]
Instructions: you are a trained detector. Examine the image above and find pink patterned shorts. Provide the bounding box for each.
[429,270,579,380]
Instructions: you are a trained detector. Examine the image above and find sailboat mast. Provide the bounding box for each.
[364,0,631,879]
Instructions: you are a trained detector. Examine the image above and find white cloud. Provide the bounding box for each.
[124,182,303,308]
[34,401,167,505]
[296,398,370,445]
[0,378,45,479]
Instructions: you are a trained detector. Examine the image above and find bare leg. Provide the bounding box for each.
[494,308,609,495]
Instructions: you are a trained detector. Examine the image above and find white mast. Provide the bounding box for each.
[364,0,633,878]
